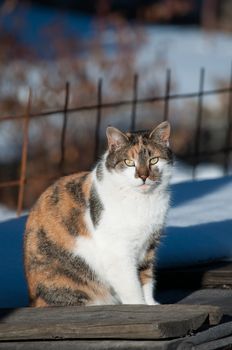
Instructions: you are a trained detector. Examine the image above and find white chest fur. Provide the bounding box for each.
[96,180,169,250]
[72,167,170,305]
[74,174,169,280]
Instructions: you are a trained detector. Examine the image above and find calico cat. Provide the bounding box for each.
[24,121,173,307]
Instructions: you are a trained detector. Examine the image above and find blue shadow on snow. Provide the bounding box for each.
[0,216,29,308]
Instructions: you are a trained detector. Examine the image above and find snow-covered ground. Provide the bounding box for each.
[141,26,232,95]
[2,3,232,103]
[158,175,232,268]
[0,205,16,222]
[0,170,231,307]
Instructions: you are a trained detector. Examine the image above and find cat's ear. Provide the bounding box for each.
[106,127,129,151]
[149,121,171,145]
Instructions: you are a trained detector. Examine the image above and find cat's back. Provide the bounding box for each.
[25,171,91,234]
[24,171,94,306]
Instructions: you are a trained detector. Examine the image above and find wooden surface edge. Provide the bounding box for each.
[0,304,223,341]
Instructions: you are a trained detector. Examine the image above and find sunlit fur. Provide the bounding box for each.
[24,122,173,307]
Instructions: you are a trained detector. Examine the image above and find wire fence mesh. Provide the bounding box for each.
[0,66,232,215]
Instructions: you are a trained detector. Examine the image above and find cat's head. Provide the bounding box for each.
[105,121,173,193]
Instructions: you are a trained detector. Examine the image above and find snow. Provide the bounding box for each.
[157,175,232,269]
[2,4,232,100]
[171,161,227,184]
[0,215,28,307]
[143,26,232,95]
[0,173,231,307]
[0,205,16,222]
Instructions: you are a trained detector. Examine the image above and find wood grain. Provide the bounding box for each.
[0,339,183,350]
[0,304,222,341]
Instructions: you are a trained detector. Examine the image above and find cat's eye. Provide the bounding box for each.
[124,159,135,167]
[150,157,159,165]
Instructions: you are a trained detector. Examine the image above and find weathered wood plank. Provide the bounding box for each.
[0,304,222,341]
[0,339,183,350]
[1,322,231,350]
[178,321,232,348]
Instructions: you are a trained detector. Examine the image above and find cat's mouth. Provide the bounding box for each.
[139,184,151,189]
[137,183,154,192]
[137,180,161,191]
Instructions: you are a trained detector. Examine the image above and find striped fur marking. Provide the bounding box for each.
[138,259,154,272]
[89,185,104,227]
[65,177,86,206]
[62,207,81,236]
[37,228,97,283]
[36,284,89,306]
[27,256,50,272]
[50,184,60,205]
[96,161,104,182]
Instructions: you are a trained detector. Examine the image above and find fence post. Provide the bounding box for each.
[17,88,31,216]
[163,68,171,122]
[130,74,138,132]
[224,63,232,175]
[59,82,70,173]
[192,68,205,179]
[94,78,103,161]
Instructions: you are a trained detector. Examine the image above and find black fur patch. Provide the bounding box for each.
[36,284,89,306]
[138,259,154,272]
[96,161,104,182]
[24,228,32,245]
[50,185,60,205]
[65,178,86,206]
[89,186,104,227]
[105,146,129,170]
[138,147,149,165]
[37,228,97,284]
[148,241,156,251]
[62,207,81,236]
[127,130,150,145]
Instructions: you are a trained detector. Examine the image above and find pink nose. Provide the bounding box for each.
[140,174,148,183]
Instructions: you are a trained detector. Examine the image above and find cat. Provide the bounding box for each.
[24,121,173,307]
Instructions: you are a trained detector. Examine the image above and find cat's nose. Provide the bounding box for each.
[140,174,148,183]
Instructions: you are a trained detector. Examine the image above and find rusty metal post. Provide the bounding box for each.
[94,78,102,161]
[192,68,205,179]
[130,74,138,132]
[59,82,70,172]
[224,62,232,175]
[17,89,31,216]
[163,68,171,122]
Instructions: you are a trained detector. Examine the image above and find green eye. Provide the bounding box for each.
[124,159,135,167]
[150,157,159,165]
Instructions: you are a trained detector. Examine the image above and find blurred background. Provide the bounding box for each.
[0,0,232,212]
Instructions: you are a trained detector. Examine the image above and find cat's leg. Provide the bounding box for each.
[112,272,145,304]
[105,257,145,304]
[138,244,159,305]
[142,279,159,305]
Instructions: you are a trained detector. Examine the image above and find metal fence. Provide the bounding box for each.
[0,66,232,216]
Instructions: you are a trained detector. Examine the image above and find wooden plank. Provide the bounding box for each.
[178,289,232,317]
[0,339,183,350]
[0,304,222,341]
[0,322,231,350]
[178,321,232,349]
[157,262,232,289]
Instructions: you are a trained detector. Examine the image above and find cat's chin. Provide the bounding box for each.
[135,184,155,193]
